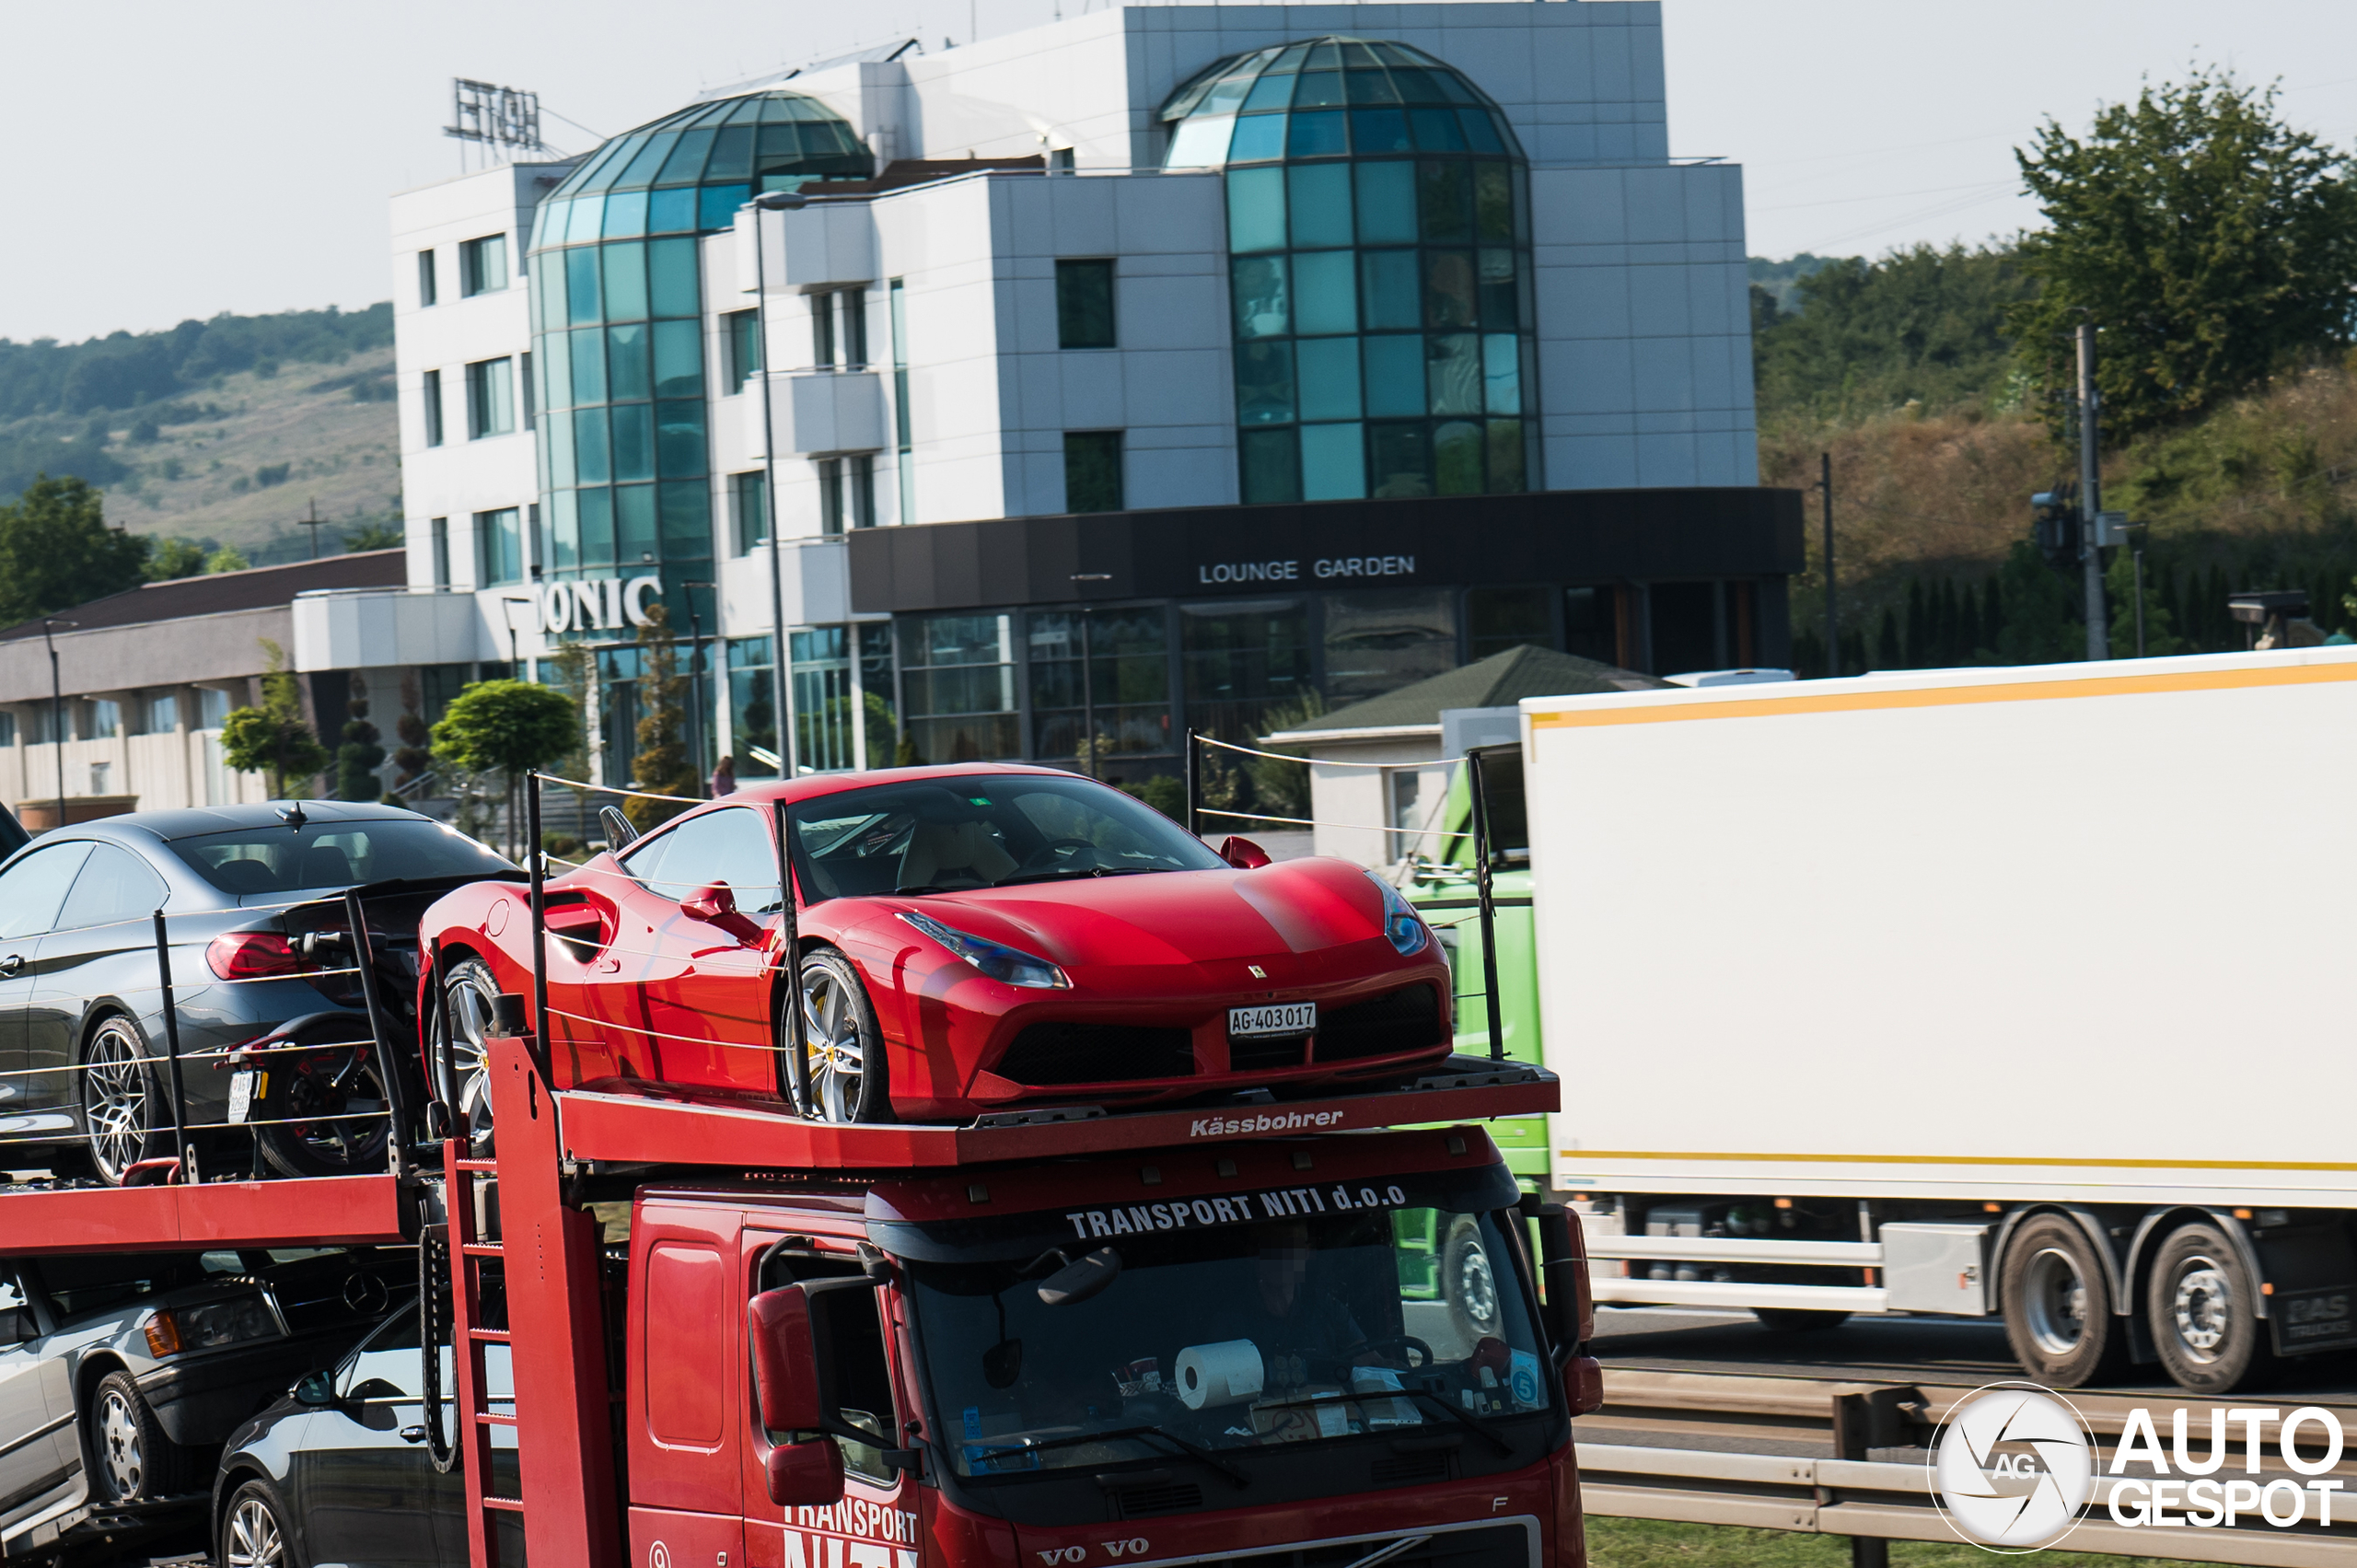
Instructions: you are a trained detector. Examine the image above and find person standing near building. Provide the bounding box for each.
[710,755,737,797]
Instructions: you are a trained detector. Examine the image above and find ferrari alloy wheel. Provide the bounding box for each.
[222,1479,295,1567]
[789,949,890,1123]
[83,1017,167,1186]
[432,958,501,1156]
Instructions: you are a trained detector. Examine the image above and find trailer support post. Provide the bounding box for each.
[773,798,812,1116]
[1185,728,1201,839]
[150,910,189,1174]
[344,889,410,1171]
[526,775,553,1085]
[1466,748,1504,1063]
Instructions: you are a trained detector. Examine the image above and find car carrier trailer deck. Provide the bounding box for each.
[6,1031,1586,1568]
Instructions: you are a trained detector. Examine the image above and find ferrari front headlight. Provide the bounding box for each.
[899,912,1071,989]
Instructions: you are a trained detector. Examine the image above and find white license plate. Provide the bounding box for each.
[1229,1002,1316,1039]
[226,1070,261,1125]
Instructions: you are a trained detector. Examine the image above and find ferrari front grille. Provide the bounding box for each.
[996,1022,1195,1086]
[1312,983,1442,1062]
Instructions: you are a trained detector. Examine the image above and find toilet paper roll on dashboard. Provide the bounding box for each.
[1173,1340,1264,1410]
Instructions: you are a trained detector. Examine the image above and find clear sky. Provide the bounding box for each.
[2,0,2352,344]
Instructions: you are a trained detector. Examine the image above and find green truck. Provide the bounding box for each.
[1401,745,1546,1185]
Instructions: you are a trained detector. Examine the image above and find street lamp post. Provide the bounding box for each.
[497,595,537,672]
[747,189,805,779]
[41,618,76,832]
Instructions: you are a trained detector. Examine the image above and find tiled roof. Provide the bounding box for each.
[1275,645,1666,735]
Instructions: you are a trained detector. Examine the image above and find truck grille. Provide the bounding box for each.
[996,1023,1194,1086]
[1313,984,1441,1062]
[1113,1481,1203,1519]
[1196,1524,1529,1568]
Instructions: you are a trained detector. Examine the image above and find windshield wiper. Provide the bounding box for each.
[1251,1388,1515,1457]
[994,866,1167,888]
[970,1423,1248,1487]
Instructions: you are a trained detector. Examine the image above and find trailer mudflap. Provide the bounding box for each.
[2255,1223,2357,1356]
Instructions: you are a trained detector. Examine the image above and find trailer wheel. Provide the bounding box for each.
[1752,1308,1852,1331]
[2000,1214,2124,1387]
[788,950,892,1123]
[1442,1217,1504,1342]
[221,1476,300,1567]
[87,1370,188,1502]
[2147,1222,2276,1395]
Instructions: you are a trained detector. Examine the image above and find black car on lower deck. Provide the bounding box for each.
[213,1295,524,1567]
[0,802,517,1184]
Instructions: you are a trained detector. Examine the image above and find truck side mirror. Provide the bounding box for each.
[1518,1195,1593,1352]
[748,1286,824,1434]
[765,1437,846,1506]
[1217,836,1271,870]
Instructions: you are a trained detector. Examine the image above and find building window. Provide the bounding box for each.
[431,517,451,586]
[810,293,836,368]
[793,626,856,772]
[1649,582,1716,676]
[808,290,868,370]
[858,621,896,765]
[417,250,438,308]
[147,693,180,733]
[1387,768,1422,863]
[467,358,517,439]
[1027,607,1169,762]
[0,713,15,749]
[839,289,869,368]
[1325,589,1456,705]
[423,369,444,447]
[731,470,768,553]
[725,309,762,390]
[889,279,912,524]
[476,507,524,587]
[460,234,509,296]
[198,688,229,729]
[1165,38,1538,504]
[1179,598,1312,744]
[90,699,122,738]
[819,455,876,535]
[726,636,779,777]
[899,612,1016,763]
[1467,585,1551,662]
[1062,431,1124,513]
[1056,260,1116,348]
[1563,584,1620,667]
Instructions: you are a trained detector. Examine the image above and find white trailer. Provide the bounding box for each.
[1521,647,2357,1395]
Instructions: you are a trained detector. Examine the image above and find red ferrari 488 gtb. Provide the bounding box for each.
[417,765,1450,1136]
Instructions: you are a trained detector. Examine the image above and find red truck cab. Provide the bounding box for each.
[623,1127,1587,1568]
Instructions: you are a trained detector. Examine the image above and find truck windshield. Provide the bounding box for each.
[888,1168,1550,1478]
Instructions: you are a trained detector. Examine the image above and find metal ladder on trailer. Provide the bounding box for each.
[434,1142,520,1564]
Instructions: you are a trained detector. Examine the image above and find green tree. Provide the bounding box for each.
[1991,541,2086,664]
[432,679,579,858]
[144,536,208,581]
[2011,71,2357,441]
[2107,550,2185,657]
[220,638,330,796]
[0,475,149,622]
[336,671,387,801]
[343,520,402,551]
[627,606,699,831]
[1752,244,2037,420]
[205,544,250,573]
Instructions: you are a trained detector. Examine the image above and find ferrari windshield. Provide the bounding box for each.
[887,1167,1552,1479]
[786,774,1225,900]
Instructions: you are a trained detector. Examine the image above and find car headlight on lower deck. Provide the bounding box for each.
[144,1293,284,1357]
[898,912,1071,989]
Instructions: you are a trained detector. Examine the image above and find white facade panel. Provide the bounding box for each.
[782,371,888,456]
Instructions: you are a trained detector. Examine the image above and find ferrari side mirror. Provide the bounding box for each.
[1217,836,1271,870]
[684,882,764,944]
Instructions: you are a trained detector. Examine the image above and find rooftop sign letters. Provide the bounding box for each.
[539,575,663,635]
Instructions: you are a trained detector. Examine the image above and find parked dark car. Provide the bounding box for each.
[0,1247,408,1559]
[212,1293,522,1567]
[0,802,516,1184]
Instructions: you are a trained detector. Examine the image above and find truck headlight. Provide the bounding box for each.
[899,912,1071,989]
[1366,873,1432,957]
[144,1294,282,1357]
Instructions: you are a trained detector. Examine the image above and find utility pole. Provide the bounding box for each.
[1820,452,1837,678]
[2077,325,2108,662]
[296,498,329,560]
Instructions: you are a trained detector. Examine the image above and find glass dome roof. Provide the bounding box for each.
[531,90,873,248]
[1159,36,1523,169]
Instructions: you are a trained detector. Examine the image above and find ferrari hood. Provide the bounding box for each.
[887,856,1388,969]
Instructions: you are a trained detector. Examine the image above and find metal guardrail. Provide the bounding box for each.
[1581,1367,2357,1566]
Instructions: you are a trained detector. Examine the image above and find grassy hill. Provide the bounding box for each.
[0,307,400,565]
[1751,246,2357,673]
